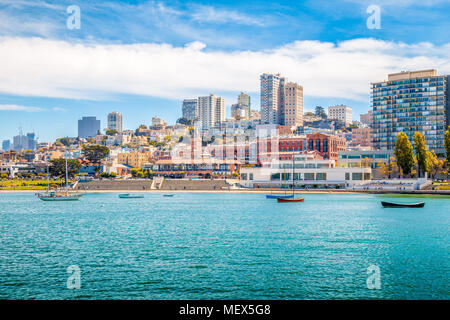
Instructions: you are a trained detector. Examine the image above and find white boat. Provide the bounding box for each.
[38,192,83,201]
[119,193,144,199]
[37,148,83,201]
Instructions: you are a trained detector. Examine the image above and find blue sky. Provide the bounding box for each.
[0,0,449,142]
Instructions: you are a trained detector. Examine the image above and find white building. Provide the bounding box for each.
[239,154,371,189]
[198,94,226,129]
[107,112,123,132]
[328,105,352,126]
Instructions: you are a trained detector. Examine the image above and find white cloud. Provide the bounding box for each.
[0,104,44,112]
[0,37,449,104]
[189,5,266,26]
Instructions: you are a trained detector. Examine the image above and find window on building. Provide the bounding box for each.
[249,173,254,180]
[345,173,350,180]
[304,173,314,180]
[241,173,248,180]
[271,173,280,180]
[316,173,326,180]
[316,139,321,151]
[352,173,363,180]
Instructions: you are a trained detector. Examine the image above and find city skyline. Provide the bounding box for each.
[1,0,450,142]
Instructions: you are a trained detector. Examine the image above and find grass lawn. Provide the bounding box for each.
[0,179,73,190]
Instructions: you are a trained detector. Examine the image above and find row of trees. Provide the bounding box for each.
[390,126,450,179]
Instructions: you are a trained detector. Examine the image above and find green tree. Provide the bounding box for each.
[445,125,450,163]
[49,158,81,179]
[413,132,429,178]
[314,106,327,119]
[82,144,110,163]
[105,129,118,136]
[394,132,415,177]
[56,137,71,147]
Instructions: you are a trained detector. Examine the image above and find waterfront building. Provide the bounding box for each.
[182,99,198,121]
[360,110,373,127]
[78,116,100,139]
[198,94,226,129]
[328,105,353,126]
[371,69,449,151]
[2,140,10,152]
[107,112,122,132]
[239,153,371,189]
[338,150,393,169]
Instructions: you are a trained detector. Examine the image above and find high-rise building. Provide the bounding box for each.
[198,94,225,129]
[78,116,100,138]
[328,105,353,126]
[260,73,303,127]
[182,99,198,121]
[371,69,449,151]
[283,82,303,127]
[360,110,373,127]
[107,112,122,132]
[260,73,285,124]
[237,92,251,117]
[2,140,10,151]
[26,133,37,150]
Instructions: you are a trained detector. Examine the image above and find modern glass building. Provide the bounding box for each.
[182,99,198,122]
[371,69,448,152]
[78,116,100,139]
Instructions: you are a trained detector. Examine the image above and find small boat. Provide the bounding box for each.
[38,192,83,201]
[277,197,304,203]
[381,201,425,208]
[119,193,144,199]
[266,194,294,199]
[163,194,175,197]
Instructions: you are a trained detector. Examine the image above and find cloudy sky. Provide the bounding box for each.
[0,0,449,141]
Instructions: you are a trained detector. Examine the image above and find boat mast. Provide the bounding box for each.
[46,161,50,193]
[292,155,295,195]
[65,147,69,194]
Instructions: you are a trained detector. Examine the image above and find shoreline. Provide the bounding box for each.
[1,189,449,195]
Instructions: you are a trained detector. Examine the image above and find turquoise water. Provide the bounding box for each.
[0,192,448,300]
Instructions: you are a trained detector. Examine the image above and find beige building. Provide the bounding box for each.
[117,151,152,168]
[198,94,226,129]
[359,110,373,127]
[350,128,372,148]
[328,105,353,126]
[283,82,303,127]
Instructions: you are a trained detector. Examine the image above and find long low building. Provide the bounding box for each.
[239,154,371,189]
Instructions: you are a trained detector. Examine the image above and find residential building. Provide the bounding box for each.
[152,116,167,127]
[117,151,152,168]
[231,104,248,120]
[283,82,304,127]
[260,73,285,124]
[328,105,353,126]
[360,110,373,127]
[371,69,449,151]
[107,112,122,132]
[350,128,373,148]
[78,116,100,139]
[198,94,226,129]
[237,92,251,117]
[182,99,198,121]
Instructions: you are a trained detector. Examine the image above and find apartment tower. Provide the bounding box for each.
[371,69,448,151]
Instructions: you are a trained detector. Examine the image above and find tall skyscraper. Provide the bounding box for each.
[260,73,303,127]
[107,112,122,132]
[11,132,37,151]
[78,116,100,138]
[2,140,10,151]
[283,82,303,127]
[198,94,225,129]
[260,73,285,124]
[371,69,448,151]
[182,99,198,121]
[328,105,352,126]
